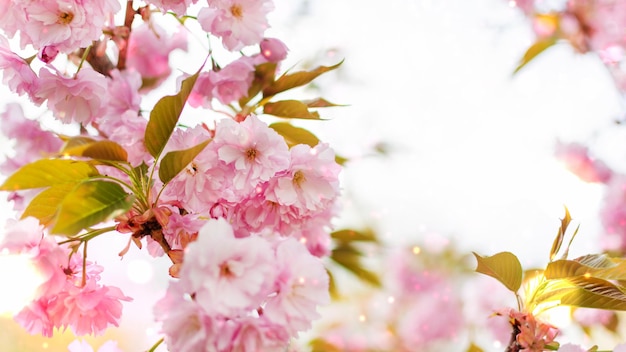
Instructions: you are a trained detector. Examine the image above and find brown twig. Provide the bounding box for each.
[117,0,136,70]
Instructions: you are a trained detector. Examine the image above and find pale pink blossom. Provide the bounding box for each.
[266,143,341,213]
[264,238,330,335]
[126,22,187,89]
[1,217,68,298]
[0,36,40,101]
[147,0,198,15]
[162,125,228,212]
[260,38,288,62]
[35,67,108,124]
[615,343,626,352]
[154,282,214,352]
[198,0,274,51]
[599,174,626,252]
[14,0,120,52]
[180,218,276,316]
[102,69,142,119]
[102,110,151,166]
[215,316,290,352]
[189,56,255,108]
[0,103,62,174]
[68,339,123,352]
[14,299,54,337]
[47,279,132,336]
[554,141,612,183]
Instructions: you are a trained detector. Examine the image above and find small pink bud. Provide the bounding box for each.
[38,46,59,63]
[260,38,289,62]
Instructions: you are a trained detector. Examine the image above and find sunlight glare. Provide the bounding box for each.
[0,254,44,315]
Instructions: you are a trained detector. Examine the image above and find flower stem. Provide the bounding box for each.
[146,337,164,352]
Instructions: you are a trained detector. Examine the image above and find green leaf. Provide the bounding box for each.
[550,206,571,261]
[82,141,128,162]
[466,343,485,352]
[473,251,523,292]
[0,159,99,191]
[331,228,378,243]
[303,98,346,108]
[51,180,134,236]
[21,184,76,226]
[239,62,277,107]
[263,60,343,97]
[559,276,626,310]
[514,37,557,74]
[545,256,626,281]
[263,100,321,119]
[331,243,381,287]
[269,122,320,148]
[145,69,201,158]
[309,338,342,352]
[60,136,96,152]
[158,139,211,184]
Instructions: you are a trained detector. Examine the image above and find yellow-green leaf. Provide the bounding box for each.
[159,139,211,184]
[473,251,522,293]
[0,159,99,191]
[303,98,346,108]
[514,37,557,74]
[269,122,320,148]
[466,343,485,352]
[60,136,96,153]
[550,206,571,261]
[560,276,626,310]
[331,243,381,287]
[82,141,128,162]
[21,184,76,226]
[263,100,321,119]
[51,180,134,236]
[545,256,626,282]
[331,228,378,243]
[263,60,343,97]
[309,338,342,352]
[145,69,201,159]
[326,267,339,300]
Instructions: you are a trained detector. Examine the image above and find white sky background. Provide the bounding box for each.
[0,0,625,349]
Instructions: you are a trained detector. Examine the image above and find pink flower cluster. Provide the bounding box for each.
[510,0,626,93]
[161,114,341,256]
[0,218,131,337]
[154,218,329,351]
[497,308,559,352]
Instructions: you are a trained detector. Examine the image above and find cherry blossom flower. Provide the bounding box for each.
[180,217,276,316]
[265,143,341,214]
[198,0,274,51]
[0,104,62,175]
[214,316,290,352]
[35,67,108,124]
[264,238,330,335]
[10,0,120,52]
[0,36,39,100]
[147,0,198,16]
[126,22,187,89]
[554,141,612,183]
[47,279,132,336]
[214,115,290,194]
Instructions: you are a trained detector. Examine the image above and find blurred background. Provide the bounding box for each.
[1,0,625,350]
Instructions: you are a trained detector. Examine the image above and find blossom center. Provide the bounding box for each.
[220,262,233,278]
[245,148,258,162]
[58,12,74,25]
[186,162,198,176]
[230,4,243,19]
[293,170,306,188]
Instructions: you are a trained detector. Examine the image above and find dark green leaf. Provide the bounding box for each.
[263,100,321,119]
[0,159,99,191]
[473,251,523,292]
[263,60,343,97]
[51,180,134,236]
[159,139,211,184]
[145,69,201,158]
